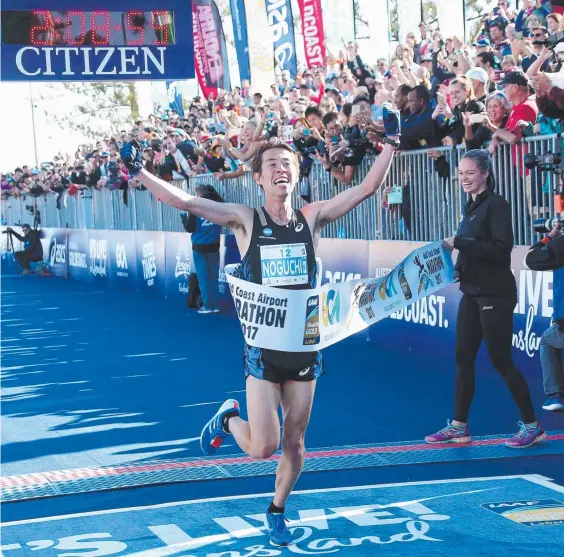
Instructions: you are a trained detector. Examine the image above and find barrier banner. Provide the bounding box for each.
[229,0,251,82]
[136,231,166,297]
[87,230,110,285]
[297,0,326,69]
[108,230,137,290]
[165,232,193,300]
[43,228,68,278]
[267,0,298,76]
[226,241,455,352]
[192,0,231,99]
[67,230,90,282]
[368,241,556,377]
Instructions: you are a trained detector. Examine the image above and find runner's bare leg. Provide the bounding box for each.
[229,376,282,458]
[273,380,316,507]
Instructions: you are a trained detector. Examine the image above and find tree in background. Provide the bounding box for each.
[39,83,136,142]
[353,0,370,40]
[422,0,439,28]
[390,0,399,42]
[466,0,490,42]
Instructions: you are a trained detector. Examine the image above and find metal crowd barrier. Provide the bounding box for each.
[1,135,560,246]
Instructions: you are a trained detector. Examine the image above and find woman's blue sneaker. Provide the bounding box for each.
[505,422,547,449]
[542,394,564,412]
[266,511,293,546]
[200,399,239,455]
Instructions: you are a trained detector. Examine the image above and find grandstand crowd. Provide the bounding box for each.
[2,0,564,205]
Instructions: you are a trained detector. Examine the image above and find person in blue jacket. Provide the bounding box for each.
[181,185,223,314]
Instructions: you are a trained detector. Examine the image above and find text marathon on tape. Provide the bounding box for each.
[226,242,455,352]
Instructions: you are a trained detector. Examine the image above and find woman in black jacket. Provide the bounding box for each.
[425,149,545,449]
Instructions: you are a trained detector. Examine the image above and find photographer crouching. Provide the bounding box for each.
[526,217,564,413]
[3,224,43,275]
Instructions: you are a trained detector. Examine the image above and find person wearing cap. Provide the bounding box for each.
[472,38,492,54]
[6,224,43,275]
[491,69,539,242]
[490,69,538,154]
[99,152,110,178]
[466,67,490,103]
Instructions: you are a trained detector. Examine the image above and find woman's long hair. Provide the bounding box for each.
[195,184,224,202]
[462,149,496,191]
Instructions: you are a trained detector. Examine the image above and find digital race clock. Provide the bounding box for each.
[1,0,194,81]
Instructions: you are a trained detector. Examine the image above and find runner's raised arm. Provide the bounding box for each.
[305,105,401,228]
[121,141,248,229]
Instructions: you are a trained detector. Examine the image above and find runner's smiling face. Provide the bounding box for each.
[254,148,299,198]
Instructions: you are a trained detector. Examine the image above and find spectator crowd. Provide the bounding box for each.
[2,0,564,220]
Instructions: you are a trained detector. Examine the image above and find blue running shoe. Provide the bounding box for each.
[542,394,564,412]
[266,511,293,546]
[200,399,239,456]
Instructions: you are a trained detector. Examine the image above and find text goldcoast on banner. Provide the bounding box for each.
[297,0,326,68]
[226,242,455,352]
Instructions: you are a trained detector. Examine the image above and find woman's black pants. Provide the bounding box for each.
[454,293,536,424]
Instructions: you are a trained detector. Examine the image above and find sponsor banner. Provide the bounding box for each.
[226,241,455,352]
[246,0,276,97]
[481,499,564,527]
[166,81,185,117]
[192,0,231,99]
[368,242,555,375]
[165,232,193,300]
[297,0,326,69]
[267,0,298,76]
[0,228,555,381]
[87,230,110,285]
[108,230,137,290]
[229,0,251,82]
[67,230,90,282]
[136,231,166,296]
[317,238,368,286]
[43,228,68,278]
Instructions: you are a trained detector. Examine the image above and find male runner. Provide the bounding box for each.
[120,109,400,545]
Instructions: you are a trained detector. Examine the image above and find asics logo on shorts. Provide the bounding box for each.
[299,367,311,376]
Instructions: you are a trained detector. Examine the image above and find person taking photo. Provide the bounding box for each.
[5,224,43,275]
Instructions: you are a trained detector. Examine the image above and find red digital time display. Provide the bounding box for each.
[2,10,175,46]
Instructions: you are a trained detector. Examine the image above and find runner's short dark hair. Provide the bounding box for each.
[252,140,299,178]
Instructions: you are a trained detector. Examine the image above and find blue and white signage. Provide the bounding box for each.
[267,0,297,76]
[1,0,195,81]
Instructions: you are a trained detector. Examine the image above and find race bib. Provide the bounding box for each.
[260,243,308,286]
